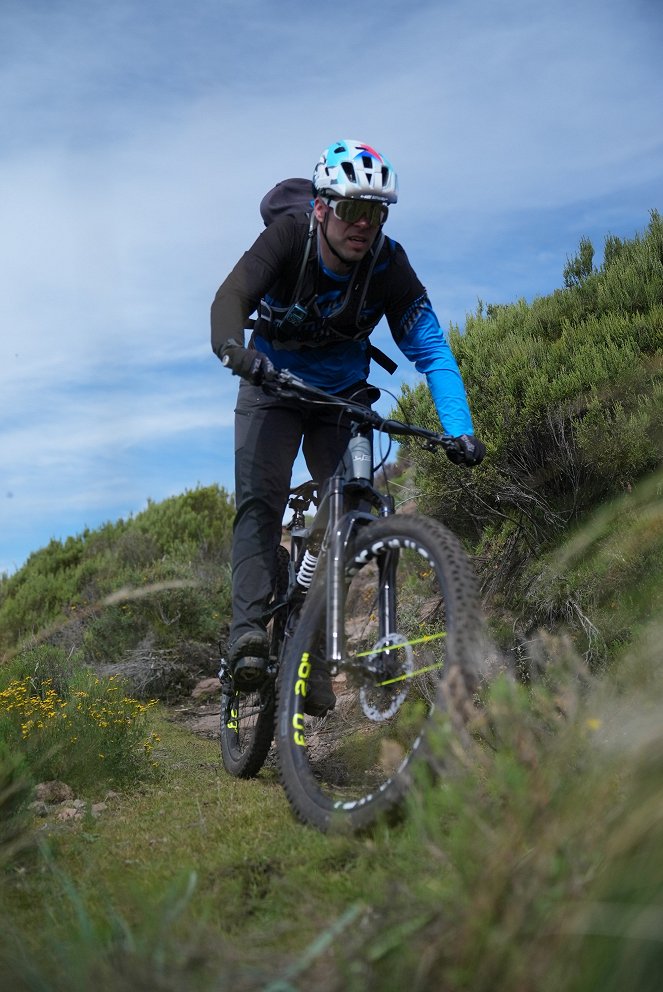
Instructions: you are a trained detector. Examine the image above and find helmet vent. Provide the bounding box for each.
[362,155,372,170]
[341,162,357,182]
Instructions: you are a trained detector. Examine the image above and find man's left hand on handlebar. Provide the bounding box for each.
[446,434,486,467]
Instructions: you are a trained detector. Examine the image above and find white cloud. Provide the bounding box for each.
[1,0,661,573]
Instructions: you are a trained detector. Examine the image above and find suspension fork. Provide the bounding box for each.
[325,483,398,664]
[325,475,345,665]
[377,496,397,641]
[377,548,398,640]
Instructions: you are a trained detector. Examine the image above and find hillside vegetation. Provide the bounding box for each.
[1,213,662,991]
[0,484,234,666]
[397,209,662,663]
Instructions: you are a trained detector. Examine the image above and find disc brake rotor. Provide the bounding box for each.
[359,633,413,722]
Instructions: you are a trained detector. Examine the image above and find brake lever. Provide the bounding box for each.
[421,434,459,454]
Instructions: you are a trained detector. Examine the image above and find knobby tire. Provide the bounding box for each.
[220,545,290,778]
[276,515,485,832]
[220,686,276,778]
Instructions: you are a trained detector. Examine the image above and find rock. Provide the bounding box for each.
[34,781,74,804]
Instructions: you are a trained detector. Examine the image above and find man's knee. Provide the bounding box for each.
[234,494,286,530]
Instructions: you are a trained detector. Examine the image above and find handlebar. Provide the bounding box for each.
[261,370,461,455]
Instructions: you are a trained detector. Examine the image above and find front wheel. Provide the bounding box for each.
[276,515,486,832]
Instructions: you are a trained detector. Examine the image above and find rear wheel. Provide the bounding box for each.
[220,685,276,778]
[276,516,485,831]
[220,545,290,778]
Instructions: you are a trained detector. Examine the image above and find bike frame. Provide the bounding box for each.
[271,437,390,671]
[263,370,458,674]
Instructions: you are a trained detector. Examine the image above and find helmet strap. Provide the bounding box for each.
[320,211,358,270]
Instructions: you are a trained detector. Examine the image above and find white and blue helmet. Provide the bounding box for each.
[313,139,398,203]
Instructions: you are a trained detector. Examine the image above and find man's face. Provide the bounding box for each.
[314,197,384,268]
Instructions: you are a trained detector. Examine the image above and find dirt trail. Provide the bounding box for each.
[168,677,222,740]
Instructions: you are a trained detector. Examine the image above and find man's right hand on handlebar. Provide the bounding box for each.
[446,434,486,467]
[221,340,275,385]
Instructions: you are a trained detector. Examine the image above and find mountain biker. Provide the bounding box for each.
[211,139,485,714]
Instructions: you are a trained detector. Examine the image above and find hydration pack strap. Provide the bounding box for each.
[245,214,317,333]
[291,212,317,304]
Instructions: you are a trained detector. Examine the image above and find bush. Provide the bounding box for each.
[0,642,84,695]
[0,670,160,794]
[523,466,663,669]
[400,212,663,595]
[0,485,235,655]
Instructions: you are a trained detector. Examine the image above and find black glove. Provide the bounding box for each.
[446,434,486,467]
[221,342,275,385]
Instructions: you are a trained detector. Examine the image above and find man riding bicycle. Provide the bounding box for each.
[211,139,485,713]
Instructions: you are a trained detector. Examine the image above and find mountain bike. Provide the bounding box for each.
[219,370,487,831]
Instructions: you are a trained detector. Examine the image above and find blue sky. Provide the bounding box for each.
[1,0,661,576]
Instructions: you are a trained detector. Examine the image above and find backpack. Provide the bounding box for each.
[260,178,313,226]
[255,178,398,375]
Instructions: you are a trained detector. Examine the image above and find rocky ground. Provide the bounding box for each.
[168,675,224,740]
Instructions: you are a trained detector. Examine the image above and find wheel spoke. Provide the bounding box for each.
[352,631,447,658]
[375,661,444,687]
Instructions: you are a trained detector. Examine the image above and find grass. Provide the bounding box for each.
[1,714,400,990]
[3,631,663,992]
[320,638,663,992]
[523,467,663,669]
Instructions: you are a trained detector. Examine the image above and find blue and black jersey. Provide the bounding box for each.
[211,212,474,436]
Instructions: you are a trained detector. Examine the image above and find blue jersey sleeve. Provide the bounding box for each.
[394,298,474,437]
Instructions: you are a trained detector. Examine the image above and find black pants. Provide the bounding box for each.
[230,378,371,646]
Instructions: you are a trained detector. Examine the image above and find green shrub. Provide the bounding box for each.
[0,485,235,655]
[400,212,663,592]
[0,643,84,695]
[0,644,160,792]
[80,564,230,666]
[0,670,160,794]
[134,485,234,562]
[523,467,663,668]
